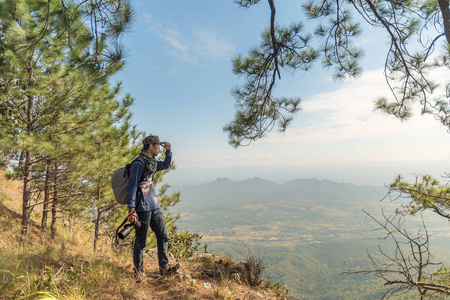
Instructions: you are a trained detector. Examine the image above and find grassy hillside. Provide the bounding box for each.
[0,170,288,300]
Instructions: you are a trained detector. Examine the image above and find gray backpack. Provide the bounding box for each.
[111,157,148,205]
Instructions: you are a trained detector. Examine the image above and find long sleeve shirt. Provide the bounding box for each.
[126,150,172,212]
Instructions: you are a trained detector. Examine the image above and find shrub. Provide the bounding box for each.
[242,250,265,286]
[168,226,203,261]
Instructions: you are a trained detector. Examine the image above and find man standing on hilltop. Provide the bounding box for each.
[127,135,179,281]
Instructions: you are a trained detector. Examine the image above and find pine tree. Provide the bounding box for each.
[227,0,450,146]
[0,0,133,236]
[69,93,139,251]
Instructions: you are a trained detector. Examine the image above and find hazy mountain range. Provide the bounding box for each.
[164,160,448,186]
[170,176,388,210]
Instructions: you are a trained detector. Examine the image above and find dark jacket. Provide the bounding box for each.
[126,151,172,212]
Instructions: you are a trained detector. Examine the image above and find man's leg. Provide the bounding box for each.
[133,210,151,272]
[149,208,169,270]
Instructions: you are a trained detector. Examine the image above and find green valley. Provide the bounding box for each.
[170,177,450,299]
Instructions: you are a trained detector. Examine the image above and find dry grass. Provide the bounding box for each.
[0,171,22,207]
[0,170,288,299]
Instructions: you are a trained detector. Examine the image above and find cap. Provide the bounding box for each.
[142,135,160,145]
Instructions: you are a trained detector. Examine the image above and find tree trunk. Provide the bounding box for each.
[50,192,57,239]
[94,206,101,252]
[438,0,450,44]
[50,163,58,239]
[69,215,73,233]
[93,180,102,251]
[41,158,52,231]
[21,150,33,236]
[22,54,35,237]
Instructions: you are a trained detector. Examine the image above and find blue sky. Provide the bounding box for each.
[114,1,449,185]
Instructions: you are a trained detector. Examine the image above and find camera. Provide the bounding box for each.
[118,220,141,239]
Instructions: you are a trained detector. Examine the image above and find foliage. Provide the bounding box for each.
[0,0,135,236]
[386,174,450,221]
[168,227,203,261]
[265,281,289,298]
[227,0,450,146]
[225,21,316,147]
[0,261,26,293]
[433,267,450,287]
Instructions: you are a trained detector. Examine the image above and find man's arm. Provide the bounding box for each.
[157,150,172,171]
[126,161,143,213]
[157,141,172,172]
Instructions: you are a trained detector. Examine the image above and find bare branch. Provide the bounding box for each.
[342,210,449,298]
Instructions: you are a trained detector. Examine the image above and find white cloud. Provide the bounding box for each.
[146,17,235,64]
[250,68,450,164]
[193,29,235,60]
[265,69,449,143]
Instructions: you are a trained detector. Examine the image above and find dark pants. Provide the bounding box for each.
[133,208,169,272]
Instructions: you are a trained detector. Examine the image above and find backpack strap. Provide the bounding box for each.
[123,156,150,181]
[124,156,148,180]
[134,156,150,182]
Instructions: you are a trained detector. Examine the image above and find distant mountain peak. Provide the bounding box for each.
[246,176,264,181]
[212,177,232,183]
[196,177,233,189]
[238,177,278,187]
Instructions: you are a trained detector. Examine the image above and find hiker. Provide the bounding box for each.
[127,135,178,278]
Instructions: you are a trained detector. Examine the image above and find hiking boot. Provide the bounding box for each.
[134,270,146,283]
[159,263,180,276]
